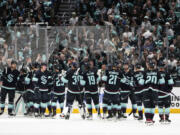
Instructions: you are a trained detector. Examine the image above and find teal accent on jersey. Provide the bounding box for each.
[41,103,47,108]
[39,89,48,92]
[165,108,170,114]
[150,87,159,92]
[107,105,112,110]
[120,91,130,93]
[113,104,118,109]
[95,104,99,109]
[121,103,127,108]
[34,103,40,108]
[104,90,119,94]
[32,77,38,82]
[61,76,68,83]
[0,103,5,108]
[139,79,145,85]
[137,106,142,111]
[117,105,121,110]
[59,103,64,108]
[102,76,107,81]
[8,104,14,109]
[86,104,92,109]
[103,104,107,108]
[132,104,137,109]
[29,102,33,107]
[1,86,15,90]
[145,108,150,113]
[67,90,81,94]
[27,89,34,93]
[135,89,149,94]
[158,108,164,114]
[52,102,56,107]
[85,91,98,94]
[80,80,86,86]
[168,79,174,85]
[25,77,30,84]
[159,78,165,85]
[53,92,65,95]
[150,108,155,114]
[158,94,169,98]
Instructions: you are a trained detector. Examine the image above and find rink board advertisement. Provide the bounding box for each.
[170,87,180,113]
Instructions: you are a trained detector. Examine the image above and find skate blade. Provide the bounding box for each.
[86,118,93,120]
[138,119,144,123]
[164,121,171,124]
[145,122,154,126]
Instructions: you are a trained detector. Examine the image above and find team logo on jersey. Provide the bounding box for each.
[7,74,14,83]
[41,75,47,84]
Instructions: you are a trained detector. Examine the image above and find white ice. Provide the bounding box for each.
[0,114,179,135]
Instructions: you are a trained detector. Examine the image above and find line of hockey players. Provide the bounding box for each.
[0,58,174,125]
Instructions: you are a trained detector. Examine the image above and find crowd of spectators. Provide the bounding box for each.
[0,0,180,82]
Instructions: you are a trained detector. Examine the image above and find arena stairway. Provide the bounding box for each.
[58,0,77,26]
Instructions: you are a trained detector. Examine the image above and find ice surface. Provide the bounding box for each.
[0,114,179,135]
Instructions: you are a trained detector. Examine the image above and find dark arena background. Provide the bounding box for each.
[0,0,180,135]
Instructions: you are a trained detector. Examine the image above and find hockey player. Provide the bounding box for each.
[120,62,138,118]
[158,62,174,123]
[51,65,65,118]
[24,64,36,116]
[46,70,54,117]
[0,60,20,116]
[16,68,27,115]
[82,60,100,120]
[133,63,146,120]
[144,60,160,124]
[102,63,121,119]
[32,63,51,117]
[61,62,85,120]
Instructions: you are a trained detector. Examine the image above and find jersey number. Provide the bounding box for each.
[109,75,117,85]
[56,78,64,86]
[72,75,78,85]
[88,75,95,85]
[145,76,157,84]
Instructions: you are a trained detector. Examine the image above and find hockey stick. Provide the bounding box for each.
[170,92,180,101]
[121,92,131,101]
[158,90,180,101]
[129,110,133,116]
